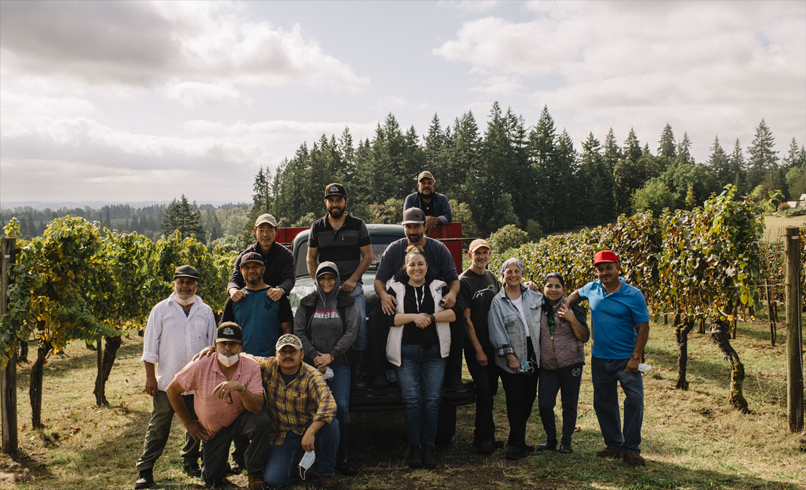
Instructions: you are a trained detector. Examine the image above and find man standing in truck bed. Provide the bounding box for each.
[403,171,452,233]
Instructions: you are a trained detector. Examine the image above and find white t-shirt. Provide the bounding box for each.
[510,295,530,338]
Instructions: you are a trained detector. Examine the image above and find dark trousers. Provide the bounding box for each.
[136,392,200,472]
[444,319,466,381]
[202,410,271,485]
[499,369,538,448]
[464,345,500,445]
[538,366,583,445]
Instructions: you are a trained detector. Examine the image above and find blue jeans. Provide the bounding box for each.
[396,344,447,447]
[343,280,367,351]
[328,364,351,425]
[263,419,340,488]
[538,366,583,445]
[591,357,643,454]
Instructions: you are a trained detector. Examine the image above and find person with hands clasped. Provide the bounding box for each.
[295,261,360,476]
[487,258,542,461]
[382,245,463,469]
[167,323,271,490]
[535,273,589,455]
[565,250,650,467]
[135,265,217,489]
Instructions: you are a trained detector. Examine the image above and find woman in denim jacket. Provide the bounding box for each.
[487,258,543,460]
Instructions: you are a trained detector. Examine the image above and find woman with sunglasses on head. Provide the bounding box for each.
[382,245,463,469]
[488,258,543,460]
[535,273,589,455]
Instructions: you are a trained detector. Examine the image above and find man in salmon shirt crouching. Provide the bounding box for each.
[167,322,271,489]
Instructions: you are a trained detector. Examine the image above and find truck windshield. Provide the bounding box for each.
[294,234,402,278]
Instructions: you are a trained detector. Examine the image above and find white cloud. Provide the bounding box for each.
[376,96,409,110]
[163,81,243,107]
[0,1,369,94]
[438,0,501,14]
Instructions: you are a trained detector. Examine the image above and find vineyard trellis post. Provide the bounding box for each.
[785,226,803,433]
[1,238,18,454]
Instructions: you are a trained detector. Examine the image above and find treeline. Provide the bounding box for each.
[252,103,806,238]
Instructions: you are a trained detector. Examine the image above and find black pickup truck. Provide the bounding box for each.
[285,224,476,413]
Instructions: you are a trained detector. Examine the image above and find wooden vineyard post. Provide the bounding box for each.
[785,226,803,433]
[1,238,18,454]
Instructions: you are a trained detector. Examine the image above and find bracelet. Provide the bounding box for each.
[631,354,640,360]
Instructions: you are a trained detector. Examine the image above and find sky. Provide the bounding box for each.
[1,0,805,207]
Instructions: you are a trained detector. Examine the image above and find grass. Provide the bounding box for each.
[1,311,805,490]
[763,215,806,242]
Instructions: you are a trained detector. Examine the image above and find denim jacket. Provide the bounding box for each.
[487,285,543,374]
[403,192,453,225]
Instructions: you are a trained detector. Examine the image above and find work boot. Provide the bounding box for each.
[371,374,388,390]
[408,445,423,468]
[336,423,359,476]
[247,472,269,490]
[623,451,646,466]
[183,462,202,478]
[596,447,622,459]
[319,474,339,489]
[422,444,437,469]
[351,351,368,390]
[134,470,154,489]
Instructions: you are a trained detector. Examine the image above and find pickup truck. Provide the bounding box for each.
[281,223,476,414]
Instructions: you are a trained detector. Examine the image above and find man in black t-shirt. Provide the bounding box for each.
[458,239,503,455]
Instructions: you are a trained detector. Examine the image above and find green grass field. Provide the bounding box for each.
[1,311,805,489]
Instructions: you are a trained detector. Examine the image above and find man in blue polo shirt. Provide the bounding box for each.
[566,250,649,467]
[220,251,293,473]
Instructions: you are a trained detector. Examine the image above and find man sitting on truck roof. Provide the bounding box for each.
[403,171,452,233]
[227,213,295,305]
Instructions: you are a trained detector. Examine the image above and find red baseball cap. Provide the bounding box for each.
[593,250,619,265]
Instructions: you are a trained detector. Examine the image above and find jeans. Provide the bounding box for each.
[202,410,271,485]
[136,391,200,472]
[263,419,340,488]
[591,357,644,454]
[499,369,538,448]
[328,364,351,425]
[464,344,500,445]
[343,280,367,352]
[538,366,583,445]
[396,344,447,447]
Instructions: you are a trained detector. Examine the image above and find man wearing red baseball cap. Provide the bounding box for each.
[566,250,649,467]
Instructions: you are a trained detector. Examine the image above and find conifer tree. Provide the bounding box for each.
[676,132,694,165]
[746,119,778,189]
[161,195,205,243]
[603,128,622,172]
[623,128,643,163]
[707,136,732,186]
[658,123,677,159]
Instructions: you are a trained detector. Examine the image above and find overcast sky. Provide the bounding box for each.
[1,0,804,207]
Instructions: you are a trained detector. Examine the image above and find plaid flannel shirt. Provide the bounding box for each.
[253,356,337,445]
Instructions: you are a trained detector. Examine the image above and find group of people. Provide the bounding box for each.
[133,171,651,490]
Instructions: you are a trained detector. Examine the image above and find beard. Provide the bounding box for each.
[407,233,422,244]
[245,275,261,287]
[328,206,344,219]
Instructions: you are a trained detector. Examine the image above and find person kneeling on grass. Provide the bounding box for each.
[167,323,271,489]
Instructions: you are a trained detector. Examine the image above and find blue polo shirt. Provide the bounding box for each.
[221,287,293,357]
[579,278,649,359]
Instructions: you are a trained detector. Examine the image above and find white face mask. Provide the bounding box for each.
[217,352,239,367]
[299,450,316,480]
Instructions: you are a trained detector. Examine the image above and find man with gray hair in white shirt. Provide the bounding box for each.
[135,265,218,489]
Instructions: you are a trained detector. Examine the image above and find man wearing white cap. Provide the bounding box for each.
[403,171,452,233]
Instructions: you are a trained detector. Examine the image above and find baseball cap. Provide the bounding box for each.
[174,265,199,280]
[401,207,426,225]
[239,252,264,267]
[469,239,490,253]
[216,322,243,343]
[325,183,347,198]
[593,250,619,265]
[418,171,434,182]
[276,333,303,352]
[254,213,277,228]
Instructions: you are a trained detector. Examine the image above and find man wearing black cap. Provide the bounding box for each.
[306,183,372,390]
[227,213,295,304]
[168,322,271,489]
[135,265,217,489]
[221,252,293,473]
[403,171,452,233]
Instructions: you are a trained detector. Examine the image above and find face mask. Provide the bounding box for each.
[217,352,239,367]
[173,286,195,306]
[299,450,316,480]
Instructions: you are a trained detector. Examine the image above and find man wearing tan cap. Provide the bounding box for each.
[227,213,295,304]
[403,171,452,232]
[457,239,503,455]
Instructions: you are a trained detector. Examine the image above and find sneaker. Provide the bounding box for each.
[408,444,423,468]
[623,451,646,466]
[247,473,268,490]
[596,447,622,459]
[558,443,573,454]
[183,463,202,478]
[319,474,339,489]
[228,461,244,475]
[134,470,154,489]
[477,440,495,455]
[535,440,557,452]
[422,444,437,469]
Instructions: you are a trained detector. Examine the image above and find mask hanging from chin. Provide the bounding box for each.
[217,352,240,367]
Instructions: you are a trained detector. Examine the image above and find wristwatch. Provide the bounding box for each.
[238,382,246,392]
[430,314,436,325]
